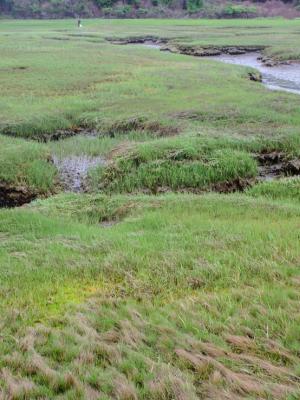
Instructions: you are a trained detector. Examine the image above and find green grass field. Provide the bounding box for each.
[0,18,300,399]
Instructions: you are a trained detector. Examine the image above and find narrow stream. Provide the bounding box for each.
[208,52,300,95]
[141,43,300,95]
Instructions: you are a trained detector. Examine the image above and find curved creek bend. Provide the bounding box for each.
[208,52,300,95]
[141,43,300,95]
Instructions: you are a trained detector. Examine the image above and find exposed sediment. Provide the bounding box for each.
[38,127,98,142]
[161,43,266,58]
[107,36,269,61]
[256,151,300,180]
[52,155,107,192]
[106,35,168,46]
[0,183,37,208]
[0,125,98,142]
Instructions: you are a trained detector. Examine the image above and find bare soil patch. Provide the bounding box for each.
[52,155,106,192]
[256,151,300,181]
[0,183,37,208]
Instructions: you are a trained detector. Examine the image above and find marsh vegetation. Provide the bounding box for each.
[0,18,300,399]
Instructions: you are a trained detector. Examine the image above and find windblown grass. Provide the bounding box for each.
[0,193,300,398]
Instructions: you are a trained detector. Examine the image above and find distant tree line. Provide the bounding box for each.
[0,0,297,18]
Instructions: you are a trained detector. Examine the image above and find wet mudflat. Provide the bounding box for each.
[52,155,106,192]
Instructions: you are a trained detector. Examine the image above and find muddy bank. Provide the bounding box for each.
[52,155,106,192]
[162,43,265,58]
[111,36,291,68]
[108,36,264,58]
[0,155,107,207]
[204,153,300,191]
[38,127,100,142]
[2,152,299,206]
[0,125,99,142]
[0,183,37,208]
[256,152,300,180]
[106,35,168,46]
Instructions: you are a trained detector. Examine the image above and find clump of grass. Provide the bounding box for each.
[0,115,74,140]
[247,177,300,202]
[0,135,57,193]
[90,136,258,193]
[31,193,139,224]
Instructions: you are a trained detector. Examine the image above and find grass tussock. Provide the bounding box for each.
[90,136,258,193]
[247,177,300,202]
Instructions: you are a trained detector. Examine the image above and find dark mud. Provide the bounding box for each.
[256,152,300,181]
[52,155,106,192]
[108,36,263,56]
[106,35,168,47]
[0,183,37,208]
[212,178,254,193]
[162,43,265,58]
[285,159,300,175]
[38,127,99,142]
[248,71,262,82]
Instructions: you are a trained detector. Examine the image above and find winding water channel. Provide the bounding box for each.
[208,52,300,95]
[142,43,300,95]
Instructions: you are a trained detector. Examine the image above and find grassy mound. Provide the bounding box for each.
[90,136,258,193]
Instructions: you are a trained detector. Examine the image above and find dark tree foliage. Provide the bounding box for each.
[0,0,296,17]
